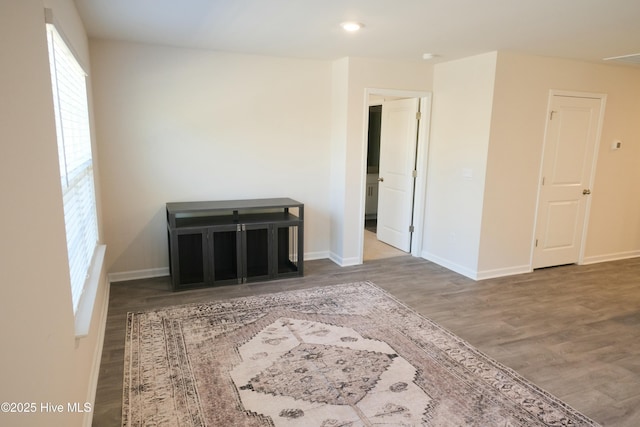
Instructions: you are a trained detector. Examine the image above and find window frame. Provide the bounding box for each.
[45,13,104,335]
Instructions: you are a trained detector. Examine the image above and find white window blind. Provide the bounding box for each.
[46,22,99,313]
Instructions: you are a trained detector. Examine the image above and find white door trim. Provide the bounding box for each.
[530,89,607,268]
[358,88,432,263]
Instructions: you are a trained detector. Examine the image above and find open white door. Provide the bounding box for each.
[533,93,605,269]
[376,98,420,252]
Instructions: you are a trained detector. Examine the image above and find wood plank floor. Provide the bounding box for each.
[92,256,640,426]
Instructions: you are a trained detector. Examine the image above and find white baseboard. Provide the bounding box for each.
[329,252,361,267]
[421,251,479,279]
[423,251,533,281]
[582,250,640,265]
[475,264,532,280]
[423,249,640,281]
[304,251,330,261]
[108,267,170,283]
[108,252,333,283]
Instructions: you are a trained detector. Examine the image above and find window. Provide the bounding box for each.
[46,21,99,313]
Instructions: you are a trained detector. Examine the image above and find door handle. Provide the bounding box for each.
[377,177,384,182]
[583,189,591,195]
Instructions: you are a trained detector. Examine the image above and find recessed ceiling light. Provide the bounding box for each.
[341,21,363,32]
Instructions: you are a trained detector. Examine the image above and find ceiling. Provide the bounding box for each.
[75,0,640,65]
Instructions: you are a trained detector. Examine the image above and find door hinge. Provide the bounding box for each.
[535,239,538,247]
[416,112,421,120]
[412,170,417,178]
[409,225,415,233]
[550,110,557,120]
[542,176,545,185]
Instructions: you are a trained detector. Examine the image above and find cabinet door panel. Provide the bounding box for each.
[211,229,239,283]
[175,230,207,287]
[275,224,301,275]
[244,225,270,280]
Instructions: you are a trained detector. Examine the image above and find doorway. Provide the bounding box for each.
[361,89,431,262]
[532,90,606,269]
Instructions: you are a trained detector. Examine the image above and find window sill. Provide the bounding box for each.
[74,244,106,339]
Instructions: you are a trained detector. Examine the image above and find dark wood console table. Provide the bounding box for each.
[166,198,303,291]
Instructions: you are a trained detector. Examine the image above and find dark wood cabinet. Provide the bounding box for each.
[167,198,303,290]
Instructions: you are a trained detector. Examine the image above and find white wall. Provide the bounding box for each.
[58,20,640,303]
[329,59,350,260]
[423,50,640,279]
[422,52,498,277]
[0,1,108,426]
[478,52,640,276]
[90,41,333,275]
[91,43,434,275]
[330,57,433,265]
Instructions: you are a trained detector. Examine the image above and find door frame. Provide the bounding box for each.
[530,89,607,268]
[358,88,432,263]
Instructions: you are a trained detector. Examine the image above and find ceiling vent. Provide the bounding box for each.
[603,53,640,65]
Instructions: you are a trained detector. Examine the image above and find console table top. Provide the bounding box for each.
[166,198,303,214]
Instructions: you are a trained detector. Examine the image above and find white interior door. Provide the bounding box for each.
[533,93,604,269]
[377,98,420,252]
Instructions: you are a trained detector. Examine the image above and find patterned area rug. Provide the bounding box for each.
[123,282,599,426]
